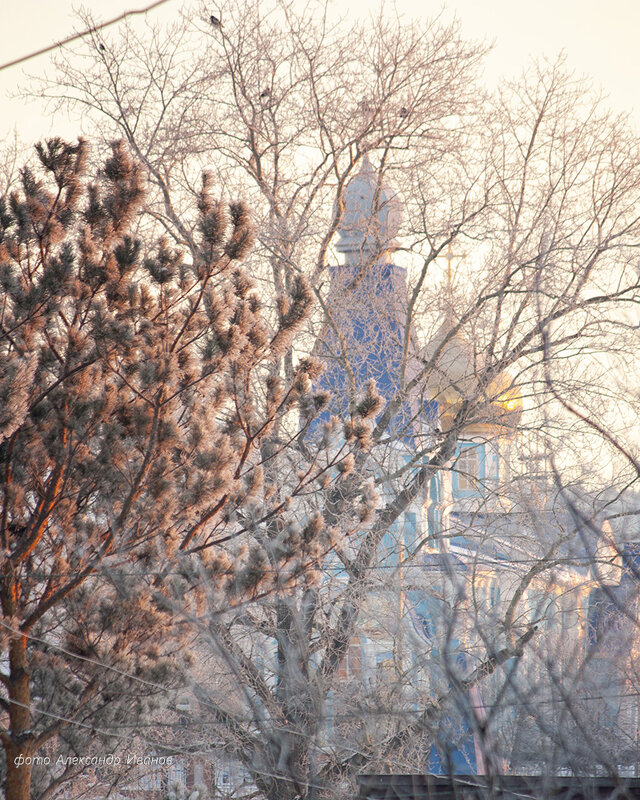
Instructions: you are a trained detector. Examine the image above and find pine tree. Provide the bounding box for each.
[0,138,340,800]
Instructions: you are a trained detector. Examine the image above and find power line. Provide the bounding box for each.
[4,622,640,782]
[7,621,640,725]
[19,553,640,575]
[7,682,640,733]
[0,0,176,73]
[0,693,198,759]
[0,620,239,722]
[0,620,180,695]
[18,552,640,579]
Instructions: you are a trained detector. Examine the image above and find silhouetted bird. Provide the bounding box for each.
[399,106,408,117]
[260,89,271,99]
[210,14,221,26]
[99,43,106,52]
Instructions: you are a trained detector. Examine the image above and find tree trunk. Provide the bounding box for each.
[4,635,33,800]
[5,743,32,800]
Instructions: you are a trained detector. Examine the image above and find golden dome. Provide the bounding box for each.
[423,316,522,435]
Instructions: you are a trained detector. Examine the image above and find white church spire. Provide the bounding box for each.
[335,154,402,265]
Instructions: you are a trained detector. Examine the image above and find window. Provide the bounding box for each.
[485,447,500,483]
[338,637,363,680]
[427,475,441,537]
[453,443,484,496]
[168,759,188,787]
[457,446,478,491]
[404,512,418,549]
[379,521,400,566]
[489,582,501,608]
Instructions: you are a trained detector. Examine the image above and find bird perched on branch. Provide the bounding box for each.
[210,13,221,27]
[260,88,271,99]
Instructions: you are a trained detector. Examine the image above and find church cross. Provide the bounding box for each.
[443,242,468,289]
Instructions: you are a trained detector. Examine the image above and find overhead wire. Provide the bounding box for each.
[16,551,639,577]
[3,621,640,731]
[0,0,176,73]
[3,612,640,793]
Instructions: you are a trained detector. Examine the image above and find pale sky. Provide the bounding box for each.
[1,0,639,145]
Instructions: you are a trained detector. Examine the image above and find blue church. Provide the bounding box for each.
[312,155,639,775]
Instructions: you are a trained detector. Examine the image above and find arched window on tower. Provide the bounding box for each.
[453,442,485,497]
